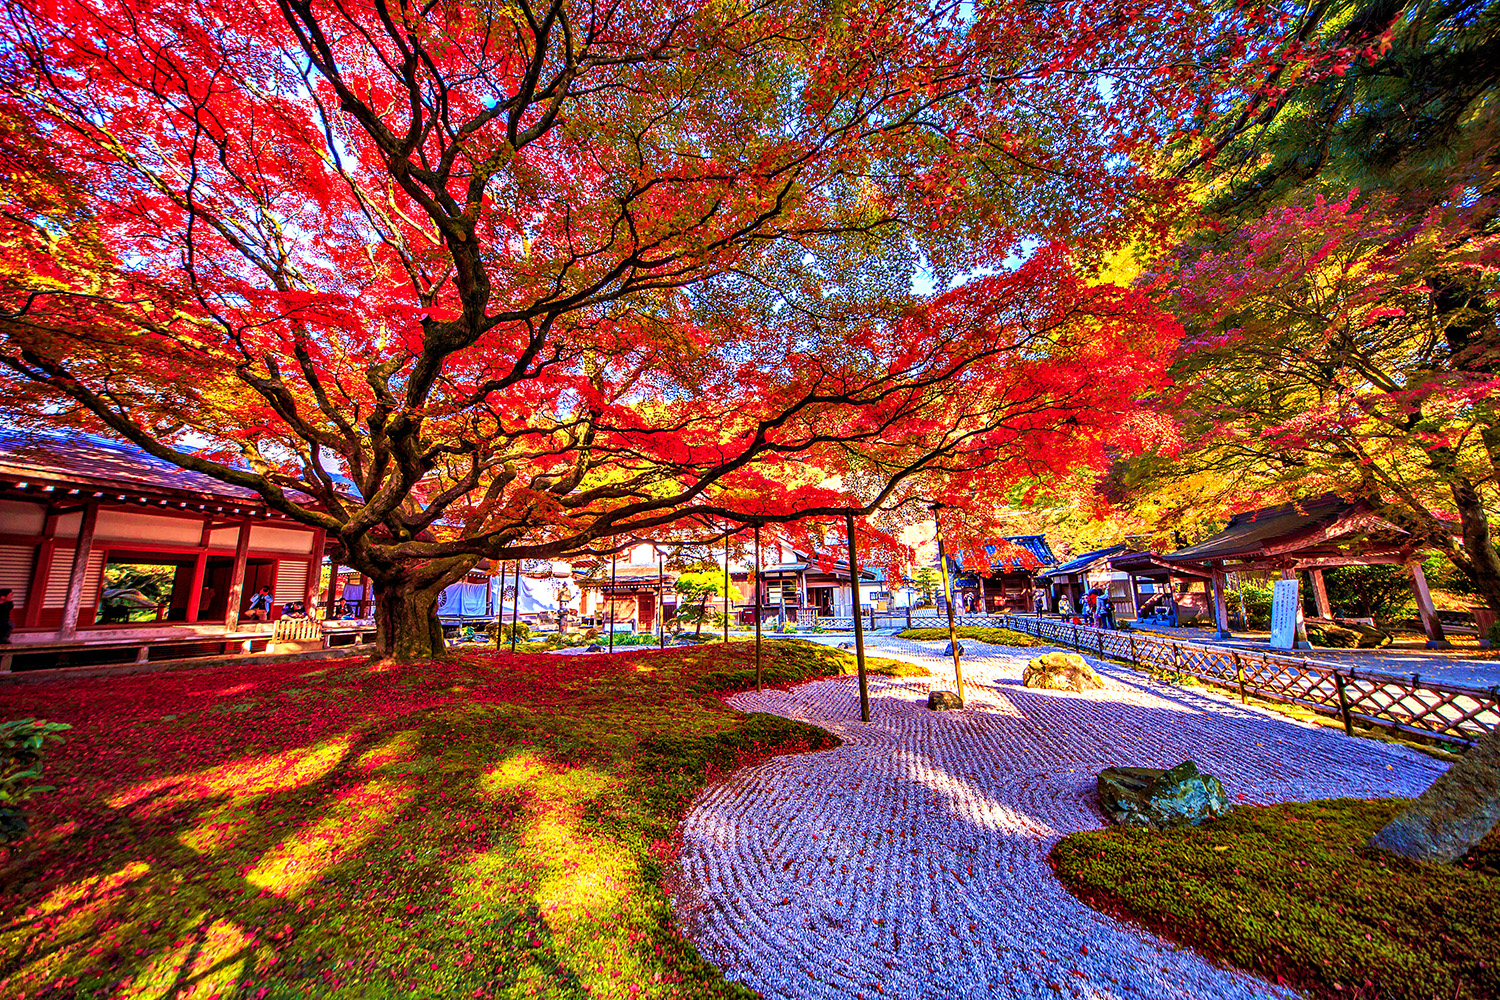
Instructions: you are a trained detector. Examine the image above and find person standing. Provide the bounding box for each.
[0,588,12,643]
[1034,591,1045,618]
[1098,592,1116,630]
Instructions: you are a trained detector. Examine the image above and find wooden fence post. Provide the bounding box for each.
[1333,671,1354,737]
[1128,632,1138,667]
[1232,651,1246,704]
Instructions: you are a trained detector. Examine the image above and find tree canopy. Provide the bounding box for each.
[0,0,1240,656]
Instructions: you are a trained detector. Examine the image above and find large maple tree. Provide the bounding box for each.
[0,0,1217,658]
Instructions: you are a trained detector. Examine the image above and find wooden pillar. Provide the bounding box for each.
[23,510,59,628]
[845,513,869,722]
[1407,560,1450,649]
[1309,568,1333,620]
[1128,574,1145,619]
[185,551,208,622]
[305,529,325,611]
[326,562,341,618]
[57,502,99,640]
[1280,567,1311,646]
[224,520,251,630]
[1210,568,1231,639]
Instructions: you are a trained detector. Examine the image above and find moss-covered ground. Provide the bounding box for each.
[0,640,910,999]
[897,626,1047,647]
[1051,799,1500,1000]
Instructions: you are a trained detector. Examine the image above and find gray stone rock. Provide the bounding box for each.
[838,642,853,650]
[1023,652,1104,692]
[1370,726,1500,863]
[1096,760,1232,829]
[586,644,603,652]
[943,641,964,657]
[927,690,964,711]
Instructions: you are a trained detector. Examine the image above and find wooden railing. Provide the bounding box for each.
[997,615,1498,747]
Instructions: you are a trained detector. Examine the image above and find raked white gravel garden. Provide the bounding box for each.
[671,638,1446,1000]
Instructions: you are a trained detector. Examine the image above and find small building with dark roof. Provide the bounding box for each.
[949,535,1057,613]
[1112,494,1452,646]
[0,431,327,665]
[1039,544,1135,616]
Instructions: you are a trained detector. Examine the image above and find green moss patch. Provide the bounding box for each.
[1051,798,1500,999]
[898,626,1047,647]
[0,640,852,999]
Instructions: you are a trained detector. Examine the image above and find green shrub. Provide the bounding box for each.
[1230,583,1273,629]
[1,718,72,845]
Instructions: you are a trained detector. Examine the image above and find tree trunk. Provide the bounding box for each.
[373,579,449,661]
[696,594,708,638]
[1371,724,1500,863]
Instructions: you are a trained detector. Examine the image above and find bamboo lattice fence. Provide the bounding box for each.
[995,615,1498,747]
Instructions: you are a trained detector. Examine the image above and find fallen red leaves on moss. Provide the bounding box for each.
[0,640,852,1000]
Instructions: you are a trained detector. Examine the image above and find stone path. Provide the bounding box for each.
[673,642,1446,1000]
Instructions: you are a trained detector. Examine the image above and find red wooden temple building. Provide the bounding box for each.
[0,431,333,669]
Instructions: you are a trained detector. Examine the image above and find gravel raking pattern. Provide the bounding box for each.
[673,643,1446,1000]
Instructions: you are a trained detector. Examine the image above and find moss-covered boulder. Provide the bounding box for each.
[1023,652,1104,692]
[1343,622,1393,648]
[1097,760,1232,829]
[1306,623,1360,648]
[1371,726,1500,864]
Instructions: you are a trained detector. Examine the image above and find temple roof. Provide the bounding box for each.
[0,429,266,503]
[1042,544,1132,578]
[1163,494,1404,565]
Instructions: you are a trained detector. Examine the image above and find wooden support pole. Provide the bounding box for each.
[23,510,59,629]
[510,561,521,652]
[1333,671,1354,736]
[1211,568,1232,639]
[846,513,870,723]
[1280,568,1311,647]
[1407,560,1450,649]
[185,550,208,623]
[754,526,762,692]
[609,551,617,653]
[305,529,325,612]
[723,528,730,644]
[224,520,251,630]
[933,508,964,703]
[1310,568,1333,620]
[57,502,98,640]
[326,563,341,619]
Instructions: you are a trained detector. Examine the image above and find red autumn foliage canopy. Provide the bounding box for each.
[0,0,1236,655]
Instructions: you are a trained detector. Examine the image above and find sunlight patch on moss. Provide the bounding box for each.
[107,737,353,816]
[126,915,252,999]
[246,778,414,897]
[354,730,421,771]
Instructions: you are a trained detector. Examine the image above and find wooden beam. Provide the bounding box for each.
[57,502,98,640]
[1309,568,1333,619]
[224,521,251,629]
[1407,560,1450,649]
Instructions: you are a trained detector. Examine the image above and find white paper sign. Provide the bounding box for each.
[1269,578,1301,650]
